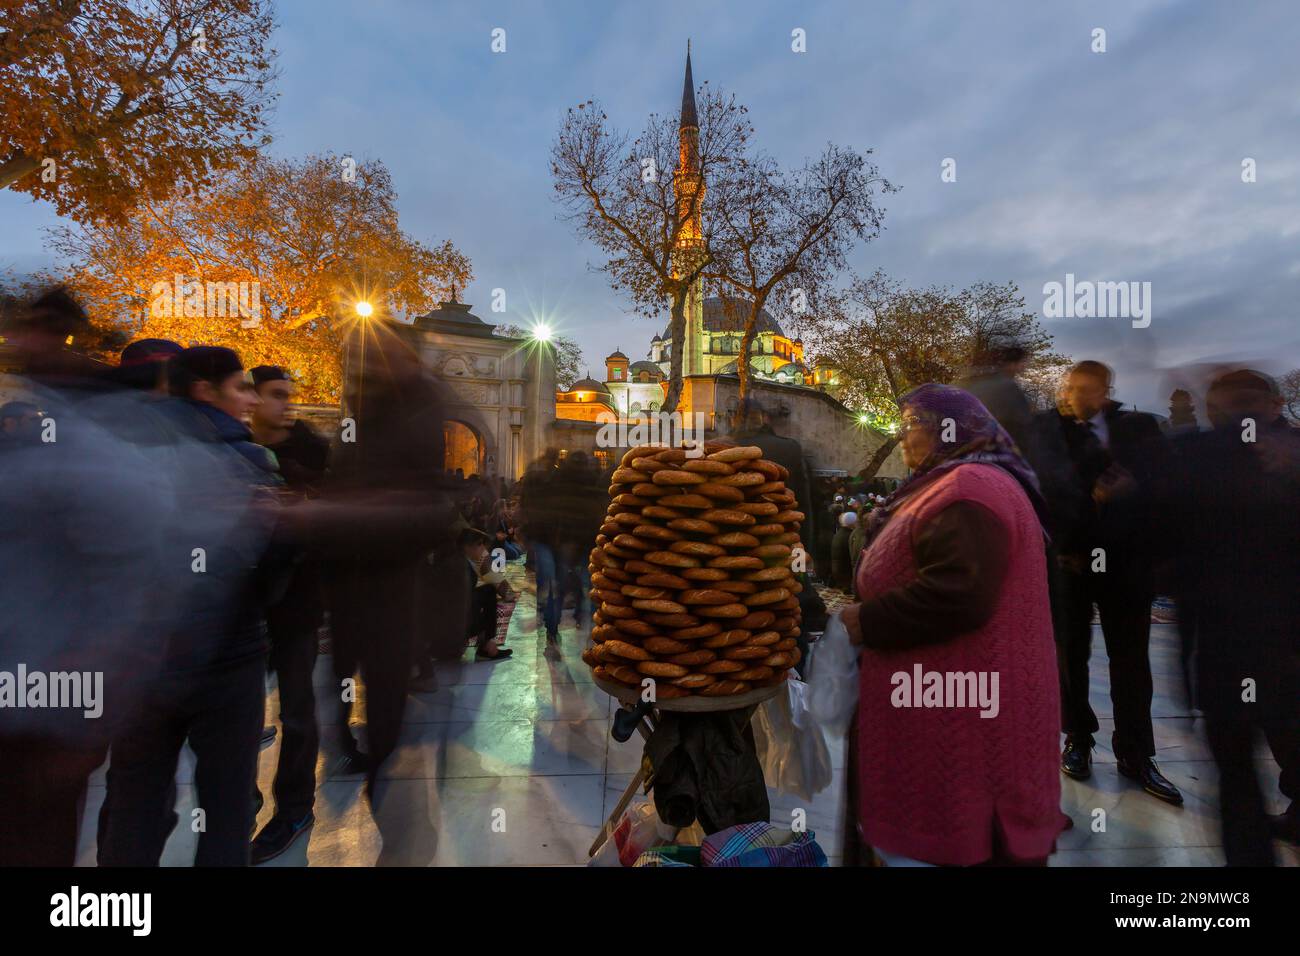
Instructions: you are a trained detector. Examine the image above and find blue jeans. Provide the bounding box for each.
[571,562,592,631]
[531,542,566,638]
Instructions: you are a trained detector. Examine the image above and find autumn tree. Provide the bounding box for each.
[704,146,893,399]
[0,0,276,222]
[804,271,1062,477]
[493,323,583,390]
[51,153,471,402]
[551,82,750,414]
[1280,369,1300,423]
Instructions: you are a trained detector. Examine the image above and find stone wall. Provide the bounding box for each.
[681,375,906,478]
[545,374,906,479]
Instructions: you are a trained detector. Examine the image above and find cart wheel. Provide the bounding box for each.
[611,699,653,742]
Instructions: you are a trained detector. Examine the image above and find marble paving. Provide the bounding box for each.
[72,565,1297,866]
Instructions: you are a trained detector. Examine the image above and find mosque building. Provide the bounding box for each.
[555,45,829,427]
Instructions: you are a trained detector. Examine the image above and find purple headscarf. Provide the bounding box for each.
[863,383,1049,546]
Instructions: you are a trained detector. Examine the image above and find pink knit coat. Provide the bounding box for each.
[853,463,1066,865]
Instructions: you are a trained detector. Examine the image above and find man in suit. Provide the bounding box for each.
[1049,360,1182,804]
[1165,370,1299,863]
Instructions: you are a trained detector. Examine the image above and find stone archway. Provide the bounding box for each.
[444,419,482,476]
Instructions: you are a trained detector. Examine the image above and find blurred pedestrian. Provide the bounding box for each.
[1164,369,1300,863]
[99,347,283,866]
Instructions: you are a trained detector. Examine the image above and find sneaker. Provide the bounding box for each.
[250,812,315,865]
[260,725,277,748]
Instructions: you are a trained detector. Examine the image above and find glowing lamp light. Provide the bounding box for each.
[857,413,871,425]
[531,322,553,343]
[355,300,373,318]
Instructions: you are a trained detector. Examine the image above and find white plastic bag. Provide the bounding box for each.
[806,611,859,736]
[588,801,679,867]
[752,677,833,800]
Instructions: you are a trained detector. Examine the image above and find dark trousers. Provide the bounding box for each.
[0,738,105,866]
[1205,711,1298,866]
[1201,655,1300,866]
[330,568,418,801]
[98,652,267,866]
[258,614,320,820]
[471,583,498,650]
[1053,563,1156,760]
[332,623,364,760]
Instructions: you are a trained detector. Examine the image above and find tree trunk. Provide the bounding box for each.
[861,434,900,479]
[661,287,688,415]
[737,300,760,404]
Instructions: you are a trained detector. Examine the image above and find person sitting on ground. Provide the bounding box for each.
[461,528,513,662]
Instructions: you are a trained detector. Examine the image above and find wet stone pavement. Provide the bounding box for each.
[75,562,1297,866]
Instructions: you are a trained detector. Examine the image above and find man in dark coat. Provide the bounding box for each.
[309,327,460,806]
[1049,361,1182,805]
[730,398,813,535]
[1163,370,1300,863]
[248,365,332,863]
[99,347,284,866]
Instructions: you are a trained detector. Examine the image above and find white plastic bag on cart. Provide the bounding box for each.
[806,611,859,736]
[589,801,680,867]
[752,677,833,800]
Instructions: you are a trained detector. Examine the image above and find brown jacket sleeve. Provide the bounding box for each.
[857,500,1011,651]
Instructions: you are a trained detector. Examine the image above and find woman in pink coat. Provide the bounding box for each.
[840,384,1067,866]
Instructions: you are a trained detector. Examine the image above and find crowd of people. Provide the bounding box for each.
[838,349,1300,867]
[1,287,466,865]
[1,285,1296,869]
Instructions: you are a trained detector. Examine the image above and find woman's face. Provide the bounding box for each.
[899,406,937,471]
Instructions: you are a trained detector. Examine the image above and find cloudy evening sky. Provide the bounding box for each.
[2,0,1297,412]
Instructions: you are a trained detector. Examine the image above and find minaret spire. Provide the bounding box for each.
[673,41,705,383]
[680,40,698,130]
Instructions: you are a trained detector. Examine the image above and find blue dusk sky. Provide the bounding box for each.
[2,0,1297,411]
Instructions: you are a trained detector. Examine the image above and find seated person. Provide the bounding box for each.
[461,528,515,662]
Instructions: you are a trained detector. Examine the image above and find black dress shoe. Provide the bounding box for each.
[1117,757,1184,805]
[1268,807,1299,844]
[1061,735,1093,780]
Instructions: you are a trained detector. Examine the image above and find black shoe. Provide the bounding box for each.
[335,751,370,776]
[1117,756,1184,805]
[1061,735,1093,780]
[1268,807,1299,844]
[260,725,277,747]
[250,812,315,865]
[475,646,513,662]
